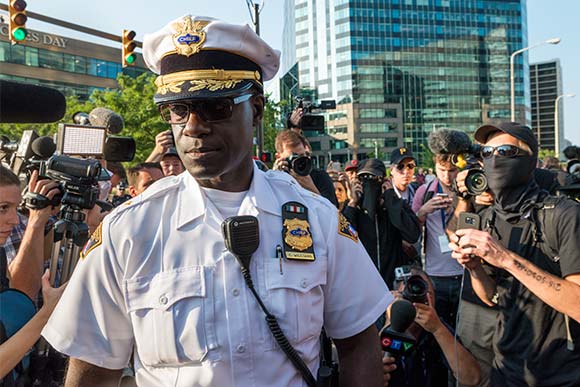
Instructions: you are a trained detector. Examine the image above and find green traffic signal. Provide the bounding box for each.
[12,27,27,41]
[125,53,136,64]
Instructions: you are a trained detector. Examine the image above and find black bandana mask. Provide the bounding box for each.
[483,154,536,211]
[360,178,382,219]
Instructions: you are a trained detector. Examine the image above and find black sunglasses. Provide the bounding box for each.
[158,93,253,124]
[480,144,527,159]
[396,162,416,171]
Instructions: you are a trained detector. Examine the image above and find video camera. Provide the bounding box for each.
[428,128,488,197]
[291,97,336,133]
[558,159,580,201]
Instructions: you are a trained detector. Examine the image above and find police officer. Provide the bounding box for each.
[42,16,391,387]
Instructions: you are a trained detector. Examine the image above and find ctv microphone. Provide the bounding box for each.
[89,107,124,134]
[380,299,417,358]
[0,80,66,123]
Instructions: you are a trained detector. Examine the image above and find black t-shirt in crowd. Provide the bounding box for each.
[480,193,580,386]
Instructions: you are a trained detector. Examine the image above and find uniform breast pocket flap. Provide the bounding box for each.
[124,266,215,366]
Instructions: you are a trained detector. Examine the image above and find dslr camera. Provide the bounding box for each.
[285,153,313,176]
[394,266,429,304]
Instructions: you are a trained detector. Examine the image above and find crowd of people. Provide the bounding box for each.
[2,14,580,387]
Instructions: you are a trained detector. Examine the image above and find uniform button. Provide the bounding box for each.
[232,288,240,297]
[300,279,308,289]
[236,344,246,353]
[159,295,168,305]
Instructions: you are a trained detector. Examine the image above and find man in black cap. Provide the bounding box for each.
[43,15,391,387]
[343,158,421,289]
[449,122,580,386]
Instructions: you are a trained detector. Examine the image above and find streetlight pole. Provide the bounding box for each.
[374,140,379,159]
[245,0,264,157]
[554,93,575,159]
[510,37,561,122]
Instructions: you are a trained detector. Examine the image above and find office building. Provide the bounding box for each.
[0,23,148,101]
[283,0,529,164]
[530,60,563,154]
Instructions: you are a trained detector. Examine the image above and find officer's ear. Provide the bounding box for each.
[128,186,138,198]
[250,94,265,126]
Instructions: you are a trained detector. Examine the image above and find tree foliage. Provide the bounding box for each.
[1,73,284,165]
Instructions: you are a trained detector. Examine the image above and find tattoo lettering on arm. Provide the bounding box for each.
[513,260,562,291]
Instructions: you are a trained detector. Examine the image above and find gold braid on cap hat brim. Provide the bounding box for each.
[155,69,262,95]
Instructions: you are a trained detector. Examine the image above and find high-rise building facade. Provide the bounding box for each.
[530,60,563,154]
[283,0,529,163]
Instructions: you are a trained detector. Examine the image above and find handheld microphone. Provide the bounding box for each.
[89,107,124,134]
[380,299,417,358]
[0,80,66,123]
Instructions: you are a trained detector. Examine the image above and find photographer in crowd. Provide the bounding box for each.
[412,153,462,329]
[449,122,580,386]
[343,158,421,289]
[0,165,66,381]
[382,267,481,387]
[273,129,338,206]
[126,162,164,197]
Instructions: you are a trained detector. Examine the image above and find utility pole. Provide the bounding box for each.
[246,0,264,157]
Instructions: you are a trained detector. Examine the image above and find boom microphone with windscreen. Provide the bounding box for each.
[0,80,66,123]
[89,107,124,134]
[380,299,417,357]
[427,128,473,155]
[31,136,57,159]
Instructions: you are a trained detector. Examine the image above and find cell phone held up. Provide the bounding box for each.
[457,212,481,230]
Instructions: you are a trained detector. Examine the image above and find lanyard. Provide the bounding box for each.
[437,182,447,231]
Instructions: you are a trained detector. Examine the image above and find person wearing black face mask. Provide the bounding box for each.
[447,122,580,387]
[343,159,421,293]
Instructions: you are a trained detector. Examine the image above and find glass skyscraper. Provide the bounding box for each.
[283,0,528,162]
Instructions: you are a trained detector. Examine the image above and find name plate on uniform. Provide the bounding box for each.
[281,201,316,261]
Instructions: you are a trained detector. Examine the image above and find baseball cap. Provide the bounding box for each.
[357,158,386,177]
[474,122,538,156]
[143,15,281,104]
[344,159,359,172]
[161,147,179,159]
[390,147,415,165]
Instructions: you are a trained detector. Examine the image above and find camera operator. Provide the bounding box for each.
[146,132,185,176]
[382,267,481,387]
[273,130,338,206]
[343,158,421,289]
[1,166,59,299]
[126,162,164,197]
[448,122,580,386]
[286,107,304,135]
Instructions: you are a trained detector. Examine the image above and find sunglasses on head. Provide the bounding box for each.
[480,144,527,159]
[396,162,416,171]
[158,93,254,124]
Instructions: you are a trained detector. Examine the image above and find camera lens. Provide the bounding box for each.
[465,169,488,196]
[291,155,313,176]
[402,275,428,304]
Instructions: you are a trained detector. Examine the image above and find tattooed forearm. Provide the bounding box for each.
[513,260,562,291]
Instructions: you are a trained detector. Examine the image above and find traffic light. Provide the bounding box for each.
[260,152,272,163]
[122,29,136,67]
[9,0,28,44]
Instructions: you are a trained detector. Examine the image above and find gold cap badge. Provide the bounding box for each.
[172,16,210,57]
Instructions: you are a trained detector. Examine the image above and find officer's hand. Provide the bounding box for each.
[382,355,397,387]
[154,130,174,155]
[38,269,67,318]
[289,108,303,128]
[348,179,362,207]
[454,170,469,196]
[418,195,453,218]
[413,293,443,334]
[272,157,290,173]
[27,170,60,226]
[475,191,494,207]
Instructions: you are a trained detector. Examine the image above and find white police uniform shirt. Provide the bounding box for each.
[42,165,392,387]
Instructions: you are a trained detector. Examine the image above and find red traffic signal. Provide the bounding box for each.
[122,29,137,67]
[260,152,272,163]
[9,0,28,44]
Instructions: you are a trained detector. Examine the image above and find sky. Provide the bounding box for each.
[20,0,580,146]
